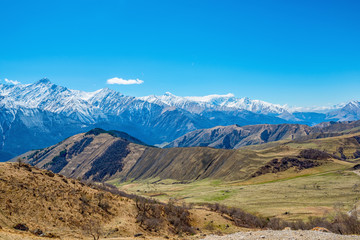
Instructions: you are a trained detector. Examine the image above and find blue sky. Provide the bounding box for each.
[0,0,359,107]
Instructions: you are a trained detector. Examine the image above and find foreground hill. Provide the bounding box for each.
[19,127,360,183]
[1,162,256,239]
[2,163,360,240]
[166,120,360,149]
[0,162,142,239]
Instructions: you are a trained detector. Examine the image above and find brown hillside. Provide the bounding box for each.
[0,162,251,239]
[0,162,145,239]
[20,130,360,183]
[20,131,290,182]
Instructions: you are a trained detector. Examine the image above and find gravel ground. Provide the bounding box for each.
[202,230,360,240]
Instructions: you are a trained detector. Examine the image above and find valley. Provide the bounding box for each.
[4,114,360,239]
[16,124,360,225]
[117,161,359,221]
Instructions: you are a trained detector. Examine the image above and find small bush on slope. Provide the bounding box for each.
[94,183,196,235]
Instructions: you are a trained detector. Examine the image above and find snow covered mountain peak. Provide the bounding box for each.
[0,79,359,126]
[347,100,360,108]
[140,92,288,114]
[184,93,235,103]
[0,79,360,162]
[35,78,52,85]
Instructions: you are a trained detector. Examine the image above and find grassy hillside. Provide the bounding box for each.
[16,128,360,224]
[113,133,360,220]
[165,120,360,150]
[22,129,360,183]
[116,160,360,221]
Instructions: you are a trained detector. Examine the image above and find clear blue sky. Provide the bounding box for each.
[0,0,359,107]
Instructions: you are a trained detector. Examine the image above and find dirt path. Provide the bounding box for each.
[202,230,360,240]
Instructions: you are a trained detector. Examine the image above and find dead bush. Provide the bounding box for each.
[98,200,111,213]
[80,193,91,205]
[13,223,29,231]
[82,219,103,240]
[45,171,55,177]
[164,199,195,234]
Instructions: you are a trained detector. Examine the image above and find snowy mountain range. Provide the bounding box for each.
[0,78,359,161]
[139,92,288,115]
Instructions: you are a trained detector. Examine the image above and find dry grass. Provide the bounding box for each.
[0,163,250,239]
[0,162,149,239]
[117,160,360,221]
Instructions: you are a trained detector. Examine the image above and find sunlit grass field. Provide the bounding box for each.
[108,133,360,221]
[110,159,360,221]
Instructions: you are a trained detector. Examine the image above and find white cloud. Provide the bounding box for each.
[4,78,20,85]
[106,77,144,85]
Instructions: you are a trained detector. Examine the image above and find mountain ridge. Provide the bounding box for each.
[18,127,360,183]
[166,120,360,149]
[1,79,360,161]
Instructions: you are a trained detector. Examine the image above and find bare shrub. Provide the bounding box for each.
[82,219,102,240]
[164,199,195,234]
[93,182,195,234]
[80,193,91,205]
[299,149,333,160]
[206,203,267,229]
[267,218,285,230]
[13,223,29,231]
[98,200,111,213]
[16,158,23,167]
[329,211,360,235]
[135,197,163,231]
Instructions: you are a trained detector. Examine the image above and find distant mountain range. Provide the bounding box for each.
[1,78,360,161]
[165,121,360,149]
